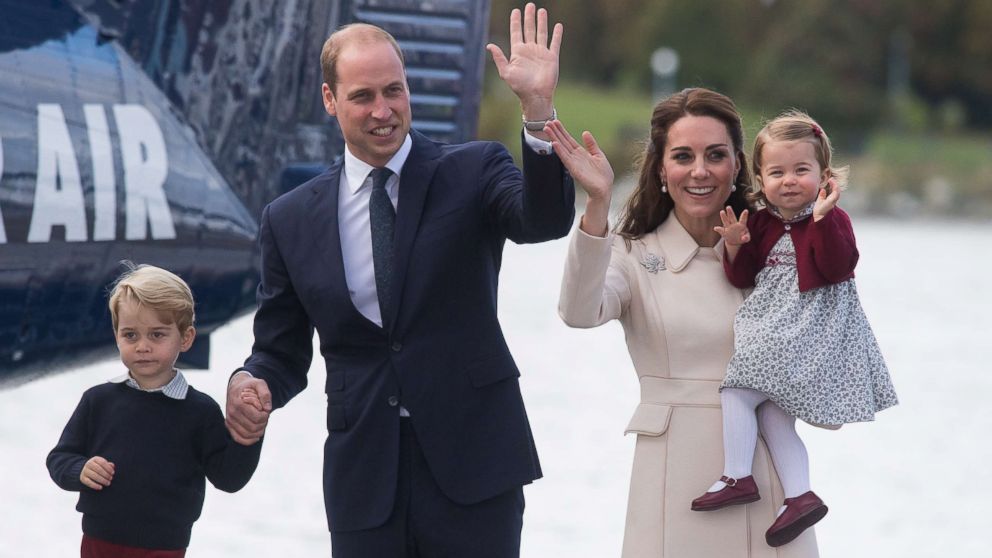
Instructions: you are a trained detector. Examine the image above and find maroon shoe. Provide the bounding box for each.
[691,475,760,511]
[765,491,828,547]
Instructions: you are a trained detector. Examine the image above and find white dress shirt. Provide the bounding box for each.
[336,131,550,418]
[338,135,412,327]
[338,132,552,326]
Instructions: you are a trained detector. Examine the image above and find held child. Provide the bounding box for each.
[690,111,898,546]
[47,264,263,557]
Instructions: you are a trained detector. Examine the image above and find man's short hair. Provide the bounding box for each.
[108,263,195,332]
[320,23,405,94]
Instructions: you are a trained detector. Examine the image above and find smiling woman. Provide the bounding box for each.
[658,115,741,245]
[553,87,820,556]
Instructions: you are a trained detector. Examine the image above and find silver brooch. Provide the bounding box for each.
[639,253,666,274]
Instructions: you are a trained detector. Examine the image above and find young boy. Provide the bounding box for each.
[47,264,262,557]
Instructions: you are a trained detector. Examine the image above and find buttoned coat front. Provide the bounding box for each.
[559,216,818,557]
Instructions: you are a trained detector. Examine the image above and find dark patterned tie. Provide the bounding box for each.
[368,167,395,326]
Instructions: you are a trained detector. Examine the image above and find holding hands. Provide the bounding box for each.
[225,374,271,445]
[240,386,266,412]
[80,455,114,490]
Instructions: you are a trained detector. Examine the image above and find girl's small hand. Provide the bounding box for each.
[80,455,115,490]
[543,119,614,202]
[714,207,751,246]
[813,178,840,221]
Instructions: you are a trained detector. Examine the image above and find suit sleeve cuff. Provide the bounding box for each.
[229,369,254,387]
[522,129,554,155]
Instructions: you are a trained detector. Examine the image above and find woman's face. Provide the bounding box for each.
[659,115,740,224]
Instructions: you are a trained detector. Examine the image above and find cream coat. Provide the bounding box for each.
[559,216,818,557]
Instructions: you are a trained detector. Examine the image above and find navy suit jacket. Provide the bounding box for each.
[241,130,575,532]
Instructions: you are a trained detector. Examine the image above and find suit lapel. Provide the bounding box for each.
[387,131,440,331]
[305,159,373,324]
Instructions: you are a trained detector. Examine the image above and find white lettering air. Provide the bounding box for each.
[7,103,176,243]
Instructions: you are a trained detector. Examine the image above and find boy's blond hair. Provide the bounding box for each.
[108,263,195,332]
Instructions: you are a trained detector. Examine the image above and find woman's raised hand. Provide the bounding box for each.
[544,119,613,236]
[714,206,751,246]
[544,120,613,201]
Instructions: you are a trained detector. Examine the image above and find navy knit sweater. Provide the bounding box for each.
[47,382,262,550]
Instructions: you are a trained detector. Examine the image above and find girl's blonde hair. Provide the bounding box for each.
[750,109,849,207]
[108,263,195,333]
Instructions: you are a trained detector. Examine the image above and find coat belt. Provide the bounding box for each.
[639,376,722,407]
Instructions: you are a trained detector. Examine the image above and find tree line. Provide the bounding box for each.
[489,0,992,133]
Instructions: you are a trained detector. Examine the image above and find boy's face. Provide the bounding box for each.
[115,299,195,390]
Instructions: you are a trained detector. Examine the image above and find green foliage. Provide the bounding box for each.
[478,80,656,172]
[481,2,992,214]
[486,0,992,132]
[852,131,992,215]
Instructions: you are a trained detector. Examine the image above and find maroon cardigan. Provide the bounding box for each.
[724,207,859,292]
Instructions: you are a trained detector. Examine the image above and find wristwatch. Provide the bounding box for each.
[522,108,557,131]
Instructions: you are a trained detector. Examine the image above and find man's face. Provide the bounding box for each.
[323,40,411,167]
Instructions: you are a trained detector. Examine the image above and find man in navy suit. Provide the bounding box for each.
[225,3,574,557]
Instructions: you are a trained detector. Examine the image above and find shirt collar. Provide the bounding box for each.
[342,134,413,196]
[109,369,189,400]
[655,215,702,273]
[766,201,814,224]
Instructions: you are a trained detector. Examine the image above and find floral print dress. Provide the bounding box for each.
[721,208,898,426]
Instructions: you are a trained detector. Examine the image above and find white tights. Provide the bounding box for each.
[719,387,810,498]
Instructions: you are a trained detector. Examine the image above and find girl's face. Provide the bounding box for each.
[759,140,827,219]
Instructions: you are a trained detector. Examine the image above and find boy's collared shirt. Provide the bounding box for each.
[109,369,189,400]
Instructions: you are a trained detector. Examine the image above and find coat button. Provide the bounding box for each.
[391,341,402,352]
[387,396,399,407]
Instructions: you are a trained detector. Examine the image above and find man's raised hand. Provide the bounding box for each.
[486,3,563,122]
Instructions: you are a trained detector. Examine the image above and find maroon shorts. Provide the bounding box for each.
[81,535,186,558]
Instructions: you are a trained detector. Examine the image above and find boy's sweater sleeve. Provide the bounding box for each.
[46,394,91,492]
[809,208,859,282]
[199,401,263,493]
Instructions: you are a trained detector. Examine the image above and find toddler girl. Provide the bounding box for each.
[690,110,898,547]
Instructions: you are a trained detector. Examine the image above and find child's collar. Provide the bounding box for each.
[766,202,814,224]
[108,369,189,400]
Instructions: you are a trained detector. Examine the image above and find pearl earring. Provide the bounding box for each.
[731,184,737,192]
[660,181,668,194]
